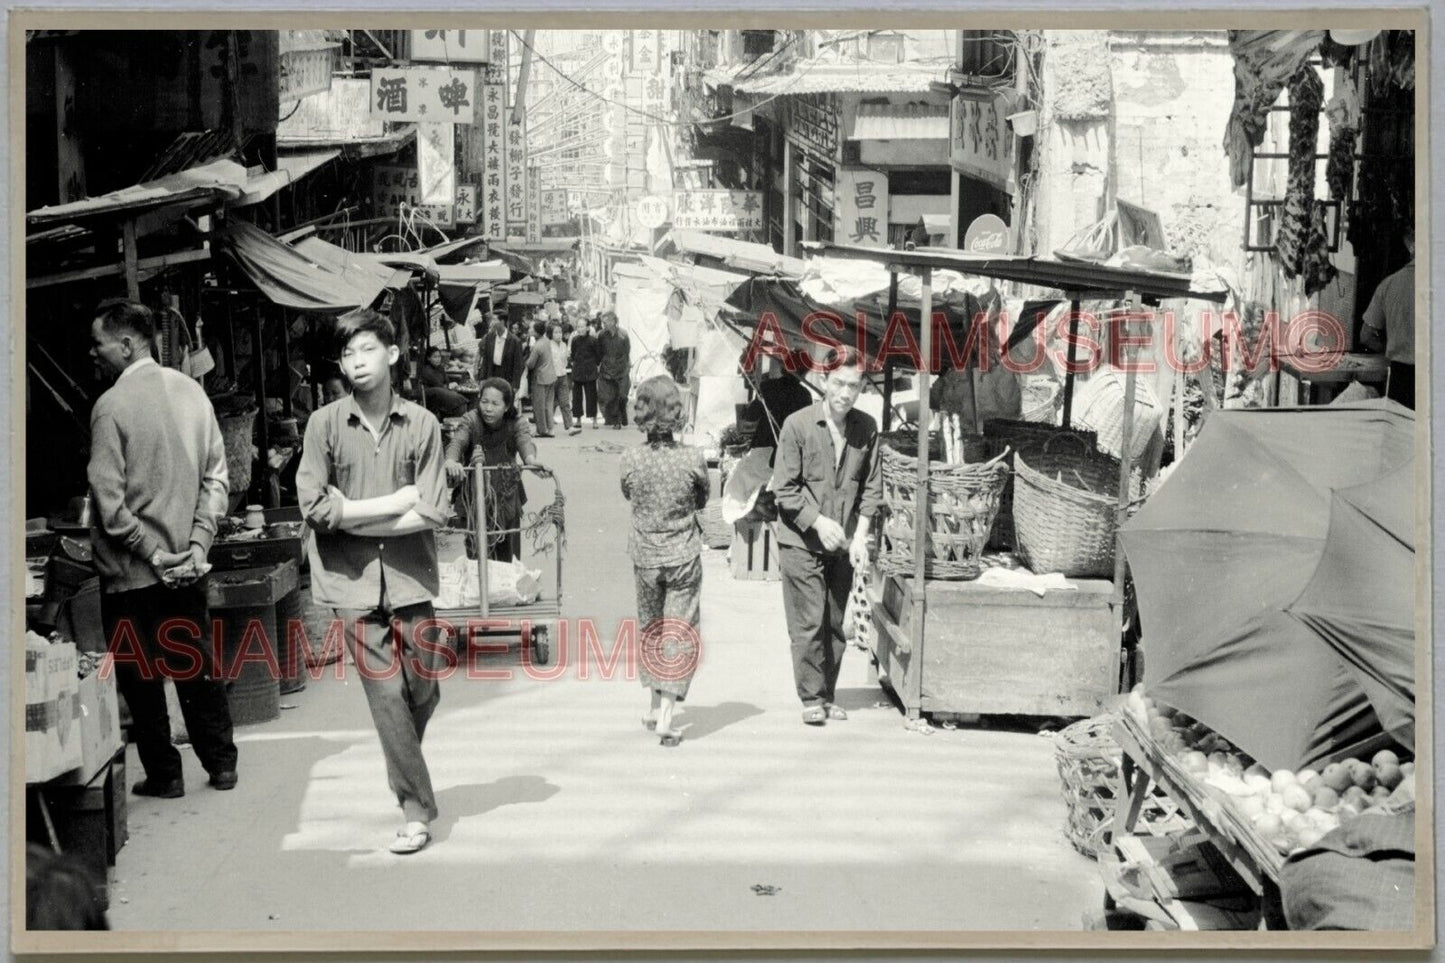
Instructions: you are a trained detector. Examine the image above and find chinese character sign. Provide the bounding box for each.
[485,30,509,87]
[480,84,507,239]
[672,191,763,232]
[456,184,477,223]
[411,30,490,63]
[950,90,1017,195]
[505,112,527,233]
[526,166,542,243]
[372,164,454,227]
[542,190,568,225]
[417,122,456,205]
[370,67,476,123]
[836,168,889,248]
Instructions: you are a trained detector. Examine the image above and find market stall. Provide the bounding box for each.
[799,241,1229,721]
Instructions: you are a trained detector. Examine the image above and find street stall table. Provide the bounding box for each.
[802,241,1229,720]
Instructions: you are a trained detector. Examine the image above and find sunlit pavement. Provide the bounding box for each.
[106,424,1100,933]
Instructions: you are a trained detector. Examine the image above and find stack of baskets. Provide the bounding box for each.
[876,429,1008,580]
[982,420,1098,552]
[217,407,258,512]
[1013,434,1139,579]
[1054,714,1193,859]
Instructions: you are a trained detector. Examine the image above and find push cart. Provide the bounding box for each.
[435,463,564,664]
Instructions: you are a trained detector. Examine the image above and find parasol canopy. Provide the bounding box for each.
[1286,457,1416,754]
[1120,400,1413,771]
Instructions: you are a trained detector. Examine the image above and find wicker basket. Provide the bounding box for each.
[218,408,257,509]
[1054,714,1193,859]
[1013,436,1137,578]
[1021,379,1062,424]
[982,421,1099,551]
[1073,367,1164,464]
[876,440,1009,580]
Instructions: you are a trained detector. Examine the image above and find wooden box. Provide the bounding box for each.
[871,574,1118,717]
[730,520,780,582]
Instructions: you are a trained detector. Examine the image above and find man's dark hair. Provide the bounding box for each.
[26,845,109,931]
[532,320,548,338]
[94,299,155,341]
[336,310,396,354]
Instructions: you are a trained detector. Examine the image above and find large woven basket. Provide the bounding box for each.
[1021,379,1062,424]
[982,421,1098,551]
[218,408,257,509]
[1013,436,1136,578]
[877,439,1008,580]
[1054,714,1193,859]
[1073,367,1164,464]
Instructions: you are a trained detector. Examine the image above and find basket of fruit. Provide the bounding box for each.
[1054,714,1193,860]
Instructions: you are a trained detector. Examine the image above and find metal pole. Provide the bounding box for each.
[907,266,932,720]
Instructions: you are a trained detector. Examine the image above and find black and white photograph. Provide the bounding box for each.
[12,12,1431,953]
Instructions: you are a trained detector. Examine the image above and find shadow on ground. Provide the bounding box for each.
[431,775,561,842]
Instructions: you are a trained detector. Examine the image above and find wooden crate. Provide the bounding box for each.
[28,750,126,910]
[871,574,1118,717]
[729,520,780,581]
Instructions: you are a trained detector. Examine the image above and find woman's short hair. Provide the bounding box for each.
[633,375,685,434]
[477,376,517,418]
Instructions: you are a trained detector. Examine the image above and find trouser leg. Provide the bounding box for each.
[778,544,828,707]
[820,553,854,704]
[557,377,574,428]
[104,586,183,783]
[164,580,237,775]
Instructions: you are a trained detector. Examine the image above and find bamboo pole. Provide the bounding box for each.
[907,266,932,720]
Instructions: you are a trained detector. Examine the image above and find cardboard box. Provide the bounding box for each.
[25,637,83,783]
[56,657,122,787]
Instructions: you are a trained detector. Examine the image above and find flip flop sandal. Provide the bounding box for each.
[389,829,432,855]
[659,732,683,747]
[824,704,849,721]
[801,706,827,725]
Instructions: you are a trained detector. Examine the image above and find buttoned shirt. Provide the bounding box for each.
[296,392,450,610]
[1362,261,1415,365]
[769,403,883,553]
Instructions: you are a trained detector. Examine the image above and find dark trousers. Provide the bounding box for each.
[102,581,238,784]
[598,374,630,425]
[572,378,598,420]
[1387,362,1415,410]
[555,375,575,430]
[334,600,448,823]
[778,543,853,707]
[531,381,556,436]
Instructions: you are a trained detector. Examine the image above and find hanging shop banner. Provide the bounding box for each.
[950,90,1018,195]
[410,29,491,64]
[526,167,543,243]
[278,38,336,102]
[506,112,528,233]
[673,191,763,232]
[417,122,456,205]
[835,168,889,247]
[371,67,476,122]
[481,84,507,240]
[373,164,454,227]
[484,30,509,86]
[456,184,477,223]
[542,189,569,225]
[641,72,668,117]
[632,29,658,74]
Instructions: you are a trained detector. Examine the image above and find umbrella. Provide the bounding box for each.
[1119,400,1413,771]
[1287,457,1416,754]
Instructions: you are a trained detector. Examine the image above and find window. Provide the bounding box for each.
[741,30,776,57]
[956,30,1013,81]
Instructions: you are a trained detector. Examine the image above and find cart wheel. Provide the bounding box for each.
[530,625,551,666]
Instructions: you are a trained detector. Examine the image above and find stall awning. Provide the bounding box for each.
[849,102,950,141]
[732,61,943,96]
[492,237,579,254]
[436,262,510,284]
[235,151,340,206]
[290,236,413,291]
[26,158,248,225]
[221,220,390,313]
[667,229,806,277]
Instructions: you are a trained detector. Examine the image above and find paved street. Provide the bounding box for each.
[106,425,1100,933]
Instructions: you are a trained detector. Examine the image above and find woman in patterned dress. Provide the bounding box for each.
[620,376,709,747]
[444,377,544,562]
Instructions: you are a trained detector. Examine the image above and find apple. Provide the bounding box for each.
[1341,786,1369,810]
[1312,786,1340,811]
[1348,761,1378,790]
[1321,763,1352,793]
[1296,769,1321,792]
[1270,770,1297,793]
[1281,784,1313,812]
[1376,763,1403,790]
[1371,749,1400,770]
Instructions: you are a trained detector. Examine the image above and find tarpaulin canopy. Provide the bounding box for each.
[221,219,390,313]
[1120,400,1414,771]
[1287,456,1416,753]
[291,236,413,291]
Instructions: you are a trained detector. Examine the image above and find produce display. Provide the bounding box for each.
[1124,685,1414,857]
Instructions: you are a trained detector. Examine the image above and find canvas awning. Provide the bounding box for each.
[289,236,414,291]
[26,158,249,225]
[849,101,950,140]
[667,229,806,277]
[221,219,391,313]
[235,150,340,206]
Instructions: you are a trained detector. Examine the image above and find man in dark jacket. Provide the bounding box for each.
[569,316,602,427]
[477,315,523,390]
[596,311,631,428]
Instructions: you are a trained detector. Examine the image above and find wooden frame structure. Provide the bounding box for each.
[801,241,1229,717]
